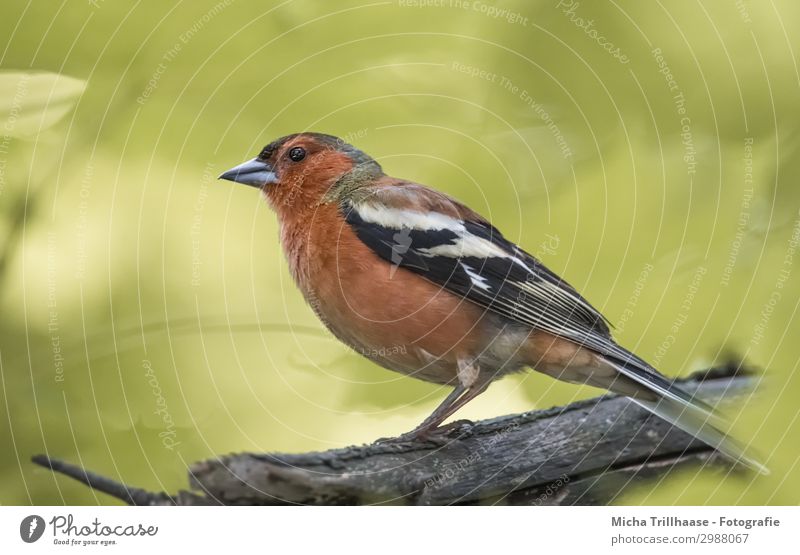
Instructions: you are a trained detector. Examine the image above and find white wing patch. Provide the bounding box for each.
[354,202,517,261]
[417,235,510,259]
[460,263,492,291]
[355,203,464,232]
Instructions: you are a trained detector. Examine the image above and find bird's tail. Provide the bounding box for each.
[630,396,769,475]
[605,360,769,475]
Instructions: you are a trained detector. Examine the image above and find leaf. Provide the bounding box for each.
[0,71,87,139]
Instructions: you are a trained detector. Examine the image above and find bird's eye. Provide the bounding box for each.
[288,147,306,162]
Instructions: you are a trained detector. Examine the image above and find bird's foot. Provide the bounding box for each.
[430,419,474,436]
[374,419,475,446]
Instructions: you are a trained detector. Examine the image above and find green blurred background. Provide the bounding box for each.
[1,0,798,505]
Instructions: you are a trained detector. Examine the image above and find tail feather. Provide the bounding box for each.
[630,396,769,475]
[605,359,769,475]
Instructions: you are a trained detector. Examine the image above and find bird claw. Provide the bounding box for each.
[373,431,423,445]
[440,418,475,432]
[374,419,475,446]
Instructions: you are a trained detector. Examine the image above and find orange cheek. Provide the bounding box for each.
[263,176,312,216]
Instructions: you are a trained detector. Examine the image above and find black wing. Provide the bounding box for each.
[343,199,612,337]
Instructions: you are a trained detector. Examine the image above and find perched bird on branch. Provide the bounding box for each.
[220,132,766,473]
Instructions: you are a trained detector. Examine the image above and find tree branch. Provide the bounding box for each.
[33,365,758,505]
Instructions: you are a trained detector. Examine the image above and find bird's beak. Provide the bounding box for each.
[218,158,278,188]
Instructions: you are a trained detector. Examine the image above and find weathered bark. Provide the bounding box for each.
[33,366,758,505]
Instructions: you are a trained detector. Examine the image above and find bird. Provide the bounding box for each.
[219,132,766,473]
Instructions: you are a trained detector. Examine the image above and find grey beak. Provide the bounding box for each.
[218,158,277,188]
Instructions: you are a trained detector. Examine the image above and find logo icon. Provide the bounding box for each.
[20,515,45,543]
[389,226,412,278]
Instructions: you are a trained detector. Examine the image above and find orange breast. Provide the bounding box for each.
[279,203,491,384]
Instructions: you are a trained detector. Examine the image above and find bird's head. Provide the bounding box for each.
[219,132,383,216]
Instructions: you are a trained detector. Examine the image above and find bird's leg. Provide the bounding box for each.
[380,359,493,443]
[394,380,492,443]
[429,379,491,431]
[425,358,489,433]
[379,383,467,443]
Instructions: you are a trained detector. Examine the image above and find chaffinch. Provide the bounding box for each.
[220,132,765,472]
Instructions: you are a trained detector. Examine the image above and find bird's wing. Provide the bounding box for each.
[341,181,705,408]
[342,182,612,336]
